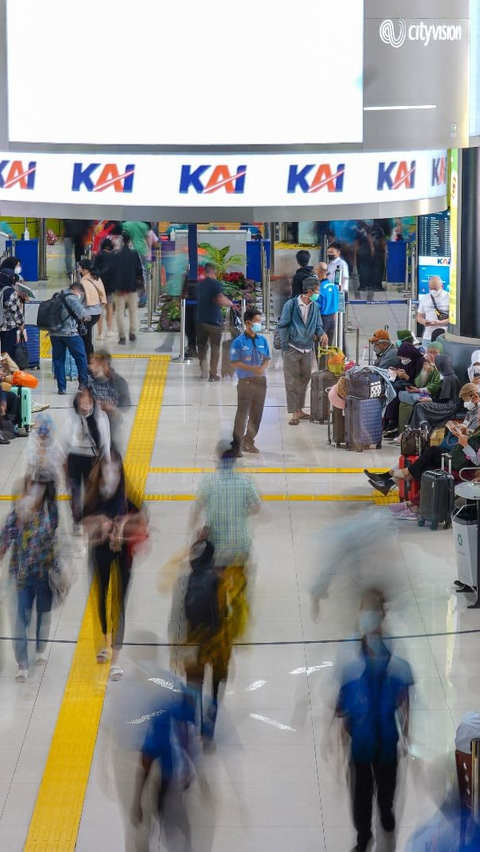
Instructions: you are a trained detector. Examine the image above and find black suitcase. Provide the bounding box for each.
[221,338,234,378]
[345,396,383,452]
[310,370,337,423]
[347,369,384,399]
[418,454,454,530]
[328,404,345,447]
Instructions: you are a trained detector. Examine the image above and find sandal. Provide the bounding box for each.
[289,418,300,426]
[110,665,124,681]
[96,648,110,664]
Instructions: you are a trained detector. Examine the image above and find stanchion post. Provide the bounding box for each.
[472,739,480,822]
[334,312,340,349]
[405,296,413,332]
[38,218,47,280]
[355,327,360,364]
[171,298,191,364]
[241,297,246,318]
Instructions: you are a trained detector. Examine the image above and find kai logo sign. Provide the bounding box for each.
[377,160,416,191]
[179,164,247,194]
[72,163,135,193]
[287,164,345,194]
[0,160,36,190]
[432,157,447,186]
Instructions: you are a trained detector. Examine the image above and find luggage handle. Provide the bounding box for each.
[441,453,452,474]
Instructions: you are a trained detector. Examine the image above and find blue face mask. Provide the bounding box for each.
[309,293,319,302]
[251,322,262,333]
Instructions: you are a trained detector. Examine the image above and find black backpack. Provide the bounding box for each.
[37,291,66,332]
[185,541,219,633]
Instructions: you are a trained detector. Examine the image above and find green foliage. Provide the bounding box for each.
[198,242,244,278]
[166,300,181,321]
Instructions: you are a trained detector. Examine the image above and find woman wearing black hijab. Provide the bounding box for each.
[383,342,426,437]
[406,354,460,432]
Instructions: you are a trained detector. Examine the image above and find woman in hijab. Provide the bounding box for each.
[405,354,460,432]
[383,342,426,437]
[468,350,480,382]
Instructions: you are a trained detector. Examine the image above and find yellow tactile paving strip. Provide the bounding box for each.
[142,492,397,505]
[24,355,170,852]
[149,466,390,474]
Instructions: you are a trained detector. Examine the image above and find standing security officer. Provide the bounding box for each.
[230,308,271,455]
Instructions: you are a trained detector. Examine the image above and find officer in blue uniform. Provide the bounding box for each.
[230,308,271,455]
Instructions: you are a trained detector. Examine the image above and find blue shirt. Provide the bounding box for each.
[230,332,270,380]
[319,278,339,316]
[197,276,223,325]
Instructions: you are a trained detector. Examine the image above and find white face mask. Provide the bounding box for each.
[400,358,411,366]
[464,400,477,411]
[14,264,21,275]
[359,610,383,635]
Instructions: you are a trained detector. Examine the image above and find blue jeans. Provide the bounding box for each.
[51,335,88,392]
[398,390,420,405]
[15,581,53,668]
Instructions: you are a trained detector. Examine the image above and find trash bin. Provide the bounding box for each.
[453,504,478,588]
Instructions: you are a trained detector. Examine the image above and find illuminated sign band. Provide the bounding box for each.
[0,150,447,208]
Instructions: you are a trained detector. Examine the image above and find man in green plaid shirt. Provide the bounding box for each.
[193,441,261,566]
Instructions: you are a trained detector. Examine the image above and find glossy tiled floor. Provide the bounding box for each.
[0,306,477,852]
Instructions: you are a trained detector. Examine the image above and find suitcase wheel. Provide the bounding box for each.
[418,519,426,527]
[376,442,382,450]
[444,521,451,530]
[430,522,438,531]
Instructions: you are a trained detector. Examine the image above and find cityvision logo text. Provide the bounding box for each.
[179,165,246,194]
[0,160,36,190]
[72,163,135,192]
[379,18,462,49]
[377,160,416,191]
[432,156,447,186]
[287,164,345,194]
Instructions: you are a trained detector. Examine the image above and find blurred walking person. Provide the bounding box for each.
[335,589,414,852]
[93,238,117,338]
[77,259,107,357]
[196,263,234,381]
[0,478,61,681]
[111,230,143,345]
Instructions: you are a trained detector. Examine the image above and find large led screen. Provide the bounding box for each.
[6,0,363,146]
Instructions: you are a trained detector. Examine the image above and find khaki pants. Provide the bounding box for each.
[114,292,138,339]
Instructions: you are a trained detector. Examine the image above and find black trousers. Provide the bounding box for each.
[409,445,445,481]
[67,453,96,522]
[93,541,132,649]
[351,760,397,845]
[84,313,101,358]
[232,377,267,448]
[185,302,197,351]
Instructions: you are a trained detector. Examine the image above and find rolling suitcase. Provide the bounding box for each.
[345,396,383,452]
[328,404,345,447]
[221,338,234,378]
[398,454,421,502]
[418,454,454,530]
[310,370,337,423]
[9,386,33,431]
[24,324,40,369]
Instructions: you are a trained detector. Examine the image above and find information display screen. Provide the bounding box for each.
[6,0,364,146]
[418,210,451,294]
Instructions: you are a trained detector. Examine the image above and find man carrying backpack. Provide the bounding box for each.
[0,268,27,361]
[48,282,89,395]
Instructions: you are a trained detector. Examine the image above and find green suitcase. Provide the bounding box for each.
[10,386,33,431]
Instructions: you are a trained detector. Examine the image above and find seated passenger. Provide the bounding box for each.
[395,358,442,436]
[365,383,480,501]
[369,329,399,370]
[403,355,460,433]
[383,342,426,438]
[468,349,480,382]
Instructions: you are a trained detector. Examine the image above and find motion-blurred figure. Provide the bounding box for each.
[192,440,261,568]
[83,451,148,681]
[131,676,196,851]
[26,413,65,497]
[335,588,414,852]
[0,478,60,681]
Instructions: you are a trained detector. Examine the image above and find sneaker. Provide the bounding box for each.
[129,333,137,342]
[110,665,124,681]
[455,582,475,593]
[242,442,260,454]
[397,507,419,521]
[57,389,67,395]
[107,329,116,338]
[32,401,50,413]
[14,427,28,438]
[185,348,198,359]
[208,374,220,382]
[389,434,403,444]
[118,337,127,345]
[388,501,408,515]
[364,469,392,483]
[73,522,82,536]
[15,667,28,682]
[368,478,397,496]
[35,653,47,666]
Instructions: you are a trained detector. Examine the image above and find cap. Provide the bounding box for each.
[459,382,479,399]
[369,329,390,343]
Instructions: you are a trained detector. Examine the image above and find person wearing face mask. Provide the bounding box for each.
[383,342,426,438]
[315,261,339,346]
[467,350,480,383]
[277,276,328,425]
[327,241,350,293]
[229,308,271,455]
[369,329,400,370]
[396,357,442,436]
[50,279,90,394]
[417,275,450,342]
[83,451,146,681]
[63,388,111,535]
[0,478,60,682]
[335,589,414,852]
[404,354,460,432]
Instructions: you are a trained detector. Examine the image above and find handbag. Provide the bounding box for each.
[401,424,430,456]
[430,293,449,322]
[11,369,38,389]
[14,332,29,370]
